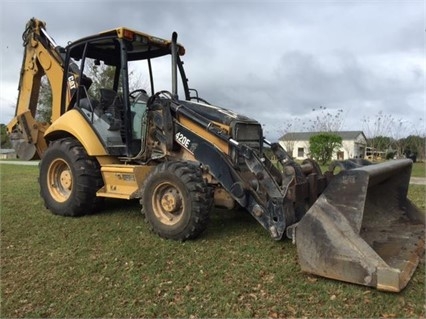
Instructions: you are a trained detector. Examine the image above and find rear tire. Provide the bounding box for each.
[39,138,104,217]
[141,161,212,240]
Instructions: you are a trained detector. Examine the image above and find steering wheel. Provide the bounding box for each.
[129,89,147,99]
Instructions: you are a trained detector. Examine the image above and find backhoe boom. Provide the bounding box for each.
[7,18,70,159]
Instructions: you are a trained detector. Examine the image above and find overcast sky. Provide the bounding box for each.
[0,0,424,140]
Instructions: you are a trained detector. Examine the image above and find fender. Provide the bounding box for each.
[44,109,107,156]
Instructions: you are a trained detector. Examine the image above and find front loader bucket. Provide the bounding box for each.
[294,159,425,292]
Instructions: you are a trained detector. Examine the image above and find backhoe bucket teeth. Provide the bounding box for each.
[294,159,425,292]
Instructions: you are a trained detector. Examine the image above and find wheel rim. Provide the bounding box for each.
[47,158,73,203]
[152,182,184,226]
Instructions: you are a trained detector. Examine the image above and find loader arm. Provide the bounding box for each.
[6,18,71,159]
[166,96,424,291]
[154,96,311,240]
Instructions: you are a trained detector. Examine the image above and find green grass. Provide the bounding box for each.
[1,164,425,318]
[411,162,426,178]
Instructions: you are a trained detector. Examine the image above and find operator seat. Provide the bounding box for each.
[97,88,123,131]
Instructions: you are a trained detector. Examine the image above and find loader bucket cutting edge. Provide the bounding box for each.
[294,159,425,292]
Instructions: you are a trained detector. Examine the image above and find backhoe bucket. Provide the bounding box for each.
[294,159,425,292]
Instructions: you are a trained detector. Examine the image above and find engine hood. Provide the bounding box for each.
[178,100,259,126]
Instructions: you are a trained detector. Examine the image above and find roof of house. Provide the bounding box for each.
[0,149,16,154]
[280,131,366,141]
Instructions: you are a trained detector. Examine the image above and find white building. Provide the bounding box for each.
[279,131,367,160]
[0,149,17,159]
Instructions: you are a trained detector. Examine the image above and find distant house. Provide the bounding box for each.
[279,131,367,160]
[0,149,16,159]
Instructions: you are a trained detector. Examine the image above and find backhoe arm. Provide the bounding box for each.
[7,18,66,159]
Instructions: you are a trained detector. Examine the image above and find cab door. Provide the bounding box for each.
[65,37,140,156]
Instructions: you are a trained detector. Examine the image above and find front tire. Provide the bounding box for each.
[141,161,212,240]
[39,138,104,217]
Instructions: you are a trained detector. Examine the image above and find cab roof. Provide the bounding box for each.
[67,27,185,63]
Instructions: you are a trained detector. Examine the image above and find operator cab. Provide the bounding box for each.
[63,28,186,159]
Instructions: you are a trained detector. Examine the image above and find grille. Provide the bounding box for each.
[232,123,262,165]
[234,123,262,141]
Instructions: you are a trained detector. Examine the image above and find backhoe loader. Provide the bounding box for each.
[7,18,424,292]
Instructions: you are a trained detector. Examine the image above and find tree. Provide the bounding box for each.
[309,133,342,165]
[86,62,116,100]
[278,120,301,158]
[278,106,345,157]
[368,135,393,152]
[404,135,426,161]
[85,60,145,99]
[362,111,395,140]
[362,112,424,159]
[279,106,345,136]
[391,120,410,158]
[35,61,145,123]
[35,63,112,123]
[0,124,12,148]
[308,106,344,132]
[35,76,52,123]
[363,111,395,159]
[404,118,426,161]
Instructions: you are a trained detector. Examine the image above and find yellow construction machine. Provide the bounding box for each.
[7,18,424,292]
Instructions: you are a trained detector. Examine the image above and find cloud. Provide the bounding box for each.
[0,96,16,124]
[0,1,424,140]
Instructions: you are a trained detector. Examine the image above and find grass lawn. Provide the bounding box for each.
[411,161,426,178]
[1,164,425,318]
